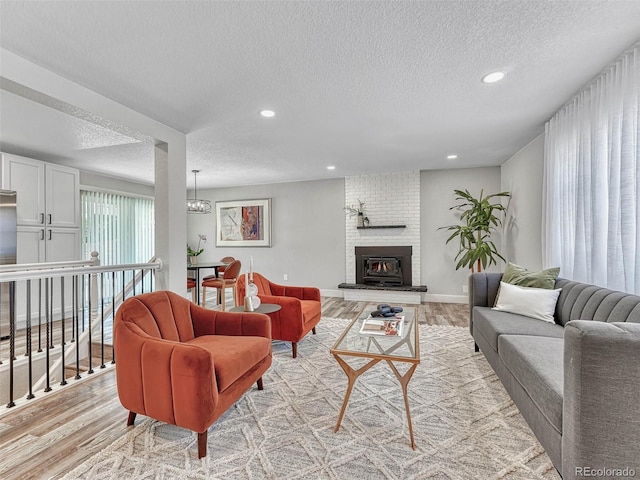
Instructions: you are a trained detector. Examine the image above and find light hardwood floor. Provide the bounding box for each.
[0,298,468,480]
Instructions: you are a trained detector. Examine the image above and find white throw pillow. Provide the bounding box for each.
[492,281,561,323]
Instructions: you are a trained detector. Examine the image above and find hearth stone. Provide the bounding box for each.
[338,283,427,305]
[338,283,427,292]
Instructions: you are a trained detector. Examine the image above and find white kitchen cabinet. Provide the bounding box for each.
[2,153,81,326]
[17,226,81,263]
[45,163,80,228]
[0,153,80,229]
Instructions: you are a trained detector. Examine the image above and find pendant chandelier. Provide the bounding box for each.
[186,169,212,214]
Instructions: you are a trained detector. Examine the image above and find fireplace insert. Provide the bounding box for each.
[363,257,403,285]
[355,246,412,286]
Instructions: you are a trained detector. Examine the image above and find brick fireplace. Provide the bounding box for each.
[341,171,426,303]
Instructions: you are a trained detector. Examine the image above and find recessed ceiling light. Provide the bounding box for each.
[447,154,458,160]
[481,71,505,84]
[259,110,275,118]
[327,165,336,170]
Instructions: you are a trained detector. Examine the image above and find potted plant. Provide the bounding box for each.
[187,233,207,265]
[344,200,366,227]
[440,189,510,272]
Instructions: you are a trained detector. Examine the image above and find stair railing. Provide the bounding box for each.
[0,255,162,411]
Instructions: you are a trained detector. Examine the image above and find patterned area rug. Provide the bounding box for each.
[62,318,561,480]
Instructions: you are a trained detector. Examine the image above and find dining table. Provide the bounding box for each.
[187,261,228,305]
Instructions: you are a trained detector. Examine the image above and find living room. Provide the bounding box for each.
[1,2,639,479]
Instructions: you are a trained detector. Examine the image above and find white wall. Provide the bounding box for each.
[187,178,346,293]
[500,134,544,270]
[421,167,502,300]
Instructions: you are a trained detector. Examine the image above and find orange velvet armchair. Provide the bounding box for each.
[236,273,321,358]
[113,290,272,458]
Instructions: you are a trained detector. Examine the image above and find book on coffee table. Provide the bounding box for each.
[359,316,404,336]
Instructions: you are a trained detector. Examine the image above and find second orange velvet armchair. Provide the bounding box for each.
[236,273,321,358]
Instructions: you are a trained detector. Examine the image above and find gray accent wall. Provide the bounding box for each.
[188,178,346,291]
[421,167,502,298]
[500,134,544,271]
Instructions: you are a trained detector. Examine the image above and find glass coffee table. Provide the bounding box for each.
[330,306,420,449]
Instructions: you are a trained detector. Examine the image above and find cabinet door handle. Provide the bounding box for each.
[47,214,52,224]
[40,213,45,224]
[48,229,52,241]
[40,229,45,240]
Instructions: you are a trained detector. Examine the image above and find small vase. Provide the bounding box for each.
[357,213,364,227]
[190,255,198,266]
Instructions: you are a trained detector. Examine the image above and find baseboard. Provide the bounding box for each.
[424,293,468,304]
[320,289,343,298]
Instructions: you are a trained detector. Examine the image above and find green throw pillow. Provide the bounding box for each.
[502,262,560,289]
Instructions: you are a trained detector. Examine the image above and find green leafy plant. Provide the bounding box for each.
[187,233,207,256]
[440,189,510,272]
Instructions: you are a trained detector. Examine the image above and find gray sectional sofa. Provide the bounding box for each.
[470,273,640,480]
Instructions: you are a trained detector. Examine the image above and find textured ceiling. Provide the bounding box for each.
[1,1,640,188]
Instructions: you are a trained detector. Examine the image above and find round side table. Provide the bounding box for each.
[228,303,281,314]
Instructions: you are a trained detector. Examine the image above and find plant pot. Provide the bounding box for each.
[189,255,198,266]
[357,213,364,227]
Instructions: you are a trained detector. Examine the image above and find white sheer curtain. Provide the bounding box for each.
[543,42,639,294]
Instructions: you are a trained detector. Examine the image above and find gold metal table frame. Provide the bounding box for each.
[329,307,420,449]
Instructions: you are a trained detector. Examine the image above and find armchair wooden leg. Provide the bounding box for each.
[312,327,316,334]
[127,411,137,426]
[257,377,264,390]
[292,342,297,359]
[198,431,207,458]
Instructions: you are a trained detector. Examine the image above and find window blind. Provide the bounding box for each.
[81,190,155,266]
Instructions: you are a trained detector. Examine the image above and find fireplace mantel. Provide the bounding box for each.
[356,225,406,229]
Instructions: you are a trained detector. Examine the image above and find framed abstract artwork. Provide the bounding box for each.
[215,198,272,247]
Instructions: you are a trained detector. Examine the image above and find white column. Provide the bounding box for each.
[154,141,187,293]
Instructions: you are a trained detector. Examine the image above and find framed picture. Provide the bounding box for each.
[215,198,272,247]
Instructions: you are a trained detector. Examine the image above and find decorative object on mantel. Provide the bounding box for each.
[439,189,510,272]
[186,170,212,214]
[187,233,206,266]
[343,199,366,227]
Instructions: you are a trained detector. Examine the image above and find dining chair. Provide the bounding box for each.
[187,277,197,303]
[202,260,242,310]
[202,256,235,281]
